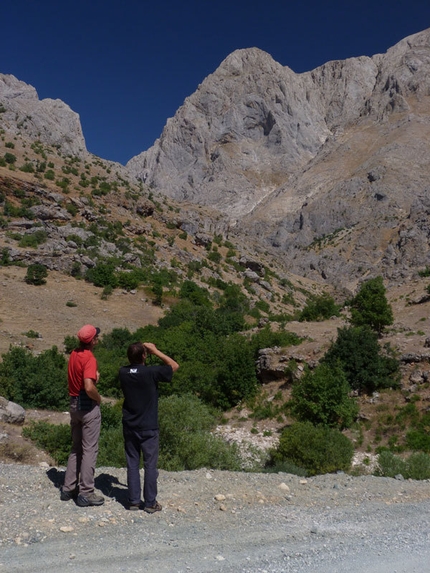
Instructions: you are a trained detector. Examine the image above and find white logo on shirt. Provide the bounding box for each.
[130,369,137,373]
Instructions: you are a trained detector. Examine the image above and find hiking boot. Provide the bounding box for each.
[60,487,78,501]
[144,501,162,514]
[76,493,105,507]
[128,502,141,511]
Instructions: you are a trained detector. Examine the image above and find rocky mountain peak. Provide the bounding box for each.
[0,73,87,157]
[125,27,430,288]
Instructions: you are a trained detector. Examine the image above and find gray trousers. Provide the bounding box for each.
[64,401,101,496]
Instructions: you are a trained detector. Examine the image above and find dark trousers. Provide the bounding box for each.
[123,426,159,506]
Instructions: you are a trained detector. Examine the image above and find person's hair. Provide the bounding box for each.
[127,342,147,364]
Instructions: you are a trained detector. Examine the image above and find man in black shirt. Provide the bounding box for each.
[119,342,179,512]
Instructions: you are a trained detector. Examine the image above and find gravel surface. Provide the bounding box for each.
[1,463,430,572]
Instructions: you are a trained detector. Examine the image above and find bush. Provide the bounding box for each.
[349,276,393,334]
[0,346,68,410]
[376,451,430,480]
[289,363,358,429]
[85,262,118,288]
[268,422,354,476]
[22,422,71,466]
[405,412,430,453]
[63,335,79,354]
[19,230,47,248]
[299,293,340,322]
[4,152,16,164]
[25,263,48,285]
[322,326,400,394]
[158,394,241,471]
[249,326,302,357]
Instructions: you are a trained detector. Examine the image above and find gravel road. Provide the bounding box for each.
[1,463,430,573]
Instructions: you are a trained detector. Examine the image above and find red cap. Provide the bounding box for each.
[77,324,100,344]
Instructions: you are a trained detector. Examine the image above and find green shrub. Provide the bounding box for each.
[24,330,40,339]
[19,162,35,173]
[44,169,55,180]
[4,201,33,218]
[0,346,68,410]
[299,293,340,322]
[19,230,47,248]
[158,394,241,471]
[289,363,358,429]
[376,450,430,480]
[25,263,48,285]
[85,262,118,288]
[268,421,354,476]
[255,299,270,313]
[207,250,222,264]
[63,335,79,354]
[0,248,11,265]
[4,152,16,164]
[97,425,126,467]
[66,203,78,216]
[249,325,302,357]
[22,422,71,466]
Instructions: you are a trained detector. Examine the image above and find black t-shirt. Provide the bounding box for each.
[119,363,173,430]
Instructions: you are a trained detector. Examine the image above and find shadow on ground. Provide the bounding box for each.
[46,468,129,508]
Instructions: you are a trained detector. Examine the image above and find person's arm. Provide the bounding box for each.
[143,342,179,372]
[84,377,102,405]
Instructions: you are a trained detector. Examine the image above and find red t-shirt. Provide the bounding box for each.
[68,348,98,396]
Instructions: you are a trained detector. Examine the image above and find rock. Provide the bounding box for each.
[0,73,87,157]
[125,28,430,288]
[194,233,212,248]
[59,526,75,533]
[409,371,424,384]
[401,353,430,364]
[0,397,25,424]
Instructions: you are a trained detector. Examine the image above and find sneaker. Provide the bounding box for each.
[60,487,78,501]
[144,501,162,514]
[76,493,105,507]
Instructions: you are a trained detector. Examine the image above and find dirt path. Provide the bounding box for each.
[1,464,430,572]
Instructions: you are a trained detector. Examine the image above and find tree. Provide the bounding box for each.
[349,276,393,334]
[289,363,358,429]
[322,325,400,394]
[25,263,48,285]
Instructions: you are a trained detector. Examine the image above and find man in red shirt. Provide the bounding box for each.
[61,324,104,507]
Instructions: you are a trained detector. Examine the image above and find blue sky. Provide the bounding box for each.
[1,0,429,165]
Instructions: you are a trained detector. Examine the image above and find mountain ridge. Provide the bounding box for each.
[1,28,430,290]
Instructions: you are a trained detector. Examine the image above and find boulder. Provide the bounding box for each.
[0,397,25,425]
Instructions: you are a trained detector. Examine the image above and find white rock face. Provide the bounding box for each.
[126,30,430,218]
[126,28,430,286]
[0,74,87,157]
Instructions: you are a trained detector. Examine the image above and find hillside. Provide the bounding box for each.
[2,31,430,470]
